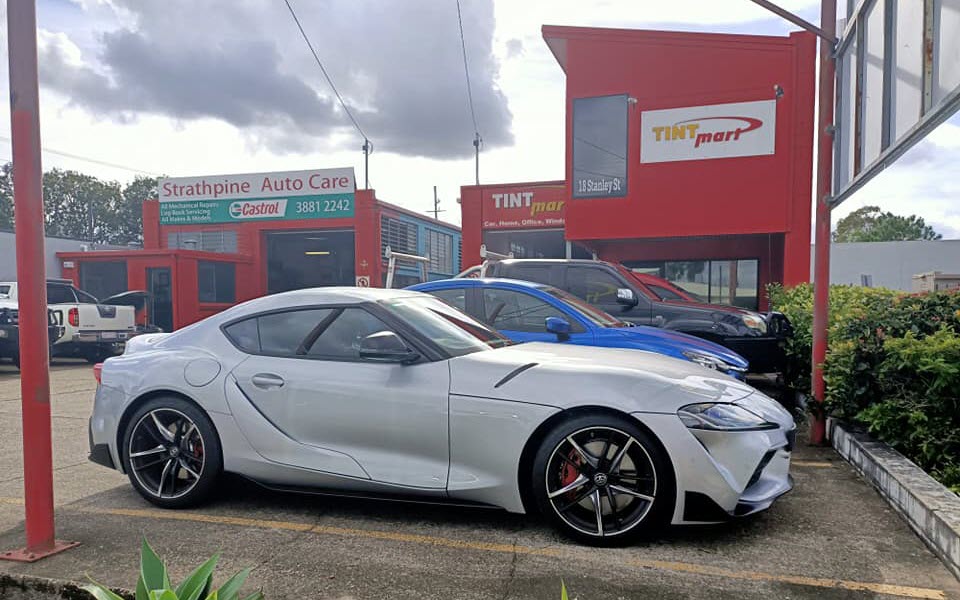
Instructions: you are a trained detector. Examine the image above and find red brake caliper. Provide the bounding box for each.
[559,450,582,493]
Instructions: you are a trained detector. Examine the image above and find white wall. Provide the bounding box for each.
[0,230,123,281]
[810,240,960,290]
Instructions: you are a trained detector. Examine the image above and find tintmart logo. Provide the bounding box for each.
[228,199,287,219]
[651,116,764,149]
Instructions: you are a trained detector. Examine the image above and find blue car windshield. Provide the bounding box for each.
[545,288,625,328]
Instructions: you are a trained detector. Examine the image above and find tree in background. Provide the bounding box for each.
[833,205,942,242]
[0,161,159,245]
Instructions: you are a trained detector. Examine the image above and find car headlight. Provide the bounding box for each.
[681,350,745,374]
[741,314,767,334]
[677,402,777,431]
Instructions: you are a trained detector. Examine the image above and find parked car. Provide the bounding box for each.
[0,279,139,363]
[89,287,794,544]
[473,259,793,374]
[0,304,65,368]
[408,278,748,379]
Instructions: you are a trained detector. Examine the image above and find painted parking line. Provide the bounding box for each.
[792,460,835,468]
[0,499,937,599]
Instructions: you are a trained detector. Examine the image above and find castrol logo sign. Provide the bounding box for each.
[640,99,776,164]
[228,199,287,219]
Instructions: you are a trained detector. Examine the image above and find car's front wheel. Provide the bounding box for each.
[531,413,674,545]
[121,396,221,508]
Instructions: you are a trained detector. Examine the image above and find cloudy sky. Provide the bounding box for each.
[2,0,958,237]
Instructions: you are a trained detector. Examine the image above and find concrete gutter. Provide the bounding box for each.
[828,418,960,581]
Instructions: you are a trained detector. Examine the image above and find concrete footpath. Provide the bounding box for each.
[0,362,956,599]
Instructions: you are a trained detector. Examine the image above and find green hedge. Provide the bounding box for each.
[768,284,960,493]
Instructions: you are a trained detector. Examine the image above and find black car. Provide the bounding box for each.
[478,259,792,374]
[0,307,65,369]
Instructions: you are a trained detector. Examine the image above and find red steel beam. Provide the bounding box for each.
[810,0,836,445]
[1,0,78,562]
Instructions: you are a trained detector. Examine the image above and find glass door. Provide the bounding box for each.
[147,268,174,332]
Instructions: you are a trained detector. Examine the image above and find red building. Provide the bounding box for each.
[59,170,461,331]
[461,27,816,310]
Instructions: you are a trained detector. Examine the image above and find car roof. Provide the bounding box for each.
[412,278,551,291]
[224,287,424,317]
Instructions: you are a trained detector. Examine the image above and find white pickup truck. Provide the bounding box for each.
[0,279,137,363]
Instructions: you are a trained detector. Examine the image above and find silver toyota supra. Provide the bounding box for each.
[88,287,795,544]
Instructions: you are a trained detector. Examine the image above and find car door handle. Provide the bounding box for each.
[251,373,285,390]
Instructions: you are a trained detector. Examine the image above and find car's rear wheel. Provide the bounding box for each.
[121,396,221,508]
[531,413,674,545]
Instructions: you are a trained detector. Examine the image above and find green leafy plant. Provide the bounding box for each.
[83,539,263,600]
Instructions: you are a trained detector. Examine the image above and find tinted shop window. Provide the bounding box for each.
[198,262,236,303]
[624,260,759,309]
[79,261,128,300]
[710,260,759,310]
[482,229,566,259]
[572,95,628,199]
[258,308,335,356]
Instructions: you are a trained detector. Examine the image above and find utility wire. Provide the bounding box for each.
[282,0,369,143]
[455,0,480,138]
[0,135,161,176]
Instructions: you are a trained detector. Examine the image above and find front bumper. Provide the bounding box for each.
[633,397,795,525]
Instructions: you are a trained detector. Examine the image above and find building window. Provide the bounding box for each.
[168,229,238,253]
[624,259,760,310]
[198,261,236,303]
[425,229,454,274]
[381,216,418,256]
[79,261,128,301]
[572,94,628,199]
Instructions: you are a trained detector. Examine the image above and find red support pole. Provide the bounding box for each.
[810,0,837,445]
[1,0,78,562]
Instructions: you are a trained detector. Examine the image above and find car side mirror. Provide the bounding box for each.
[545,316,572,340]
[616,288,638,307]
[358,331,419,364]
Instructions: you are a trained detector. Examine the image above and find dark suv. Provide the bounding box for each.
[480,259,792,373]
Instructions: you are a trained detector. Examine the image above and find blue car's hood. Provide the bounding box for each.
[605,325,749,368]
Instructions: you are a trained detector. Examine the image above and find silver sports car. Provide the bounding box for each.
[88,287,795,544]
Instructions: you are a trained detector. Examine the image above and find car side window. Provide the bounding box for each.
[566,268,625,306]
[223,318,260,353]
[306,308,395,359]
[481,288,577,333]
[46,284,76,305]
[426,288,468,313]
[75,289,99,304]
[503,265,552,286]
[648,284,684,301]
[258,309,335,355]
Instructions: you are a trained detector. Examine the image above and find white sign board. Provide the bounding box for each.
[157,168,356,225]
[640,100,777,164]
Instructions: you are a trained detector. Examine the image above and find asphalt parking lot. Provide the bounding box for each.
[0,362,955,599]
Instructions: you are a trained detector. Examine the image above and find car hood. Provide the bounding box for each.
[609,326,749,368]
[449,342,757,413]
[659,298,757,317]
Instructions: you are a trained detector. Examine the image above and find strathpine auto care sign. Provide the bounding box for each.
[640,100,776,164]
[483,184,566,229]
[158,168,355,225]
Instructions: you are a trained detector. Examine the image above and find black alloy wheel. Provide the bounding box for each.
[532,414,673,545]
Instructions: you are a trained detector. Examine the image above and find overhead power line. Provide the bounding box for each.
[455,0,480,138]
[0,135,161,176]
[282,0,369,143]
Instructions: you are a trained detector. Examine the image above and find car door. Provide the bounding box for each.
[564,266,653,325]
[228,305,451,489]
[479,287,593,344]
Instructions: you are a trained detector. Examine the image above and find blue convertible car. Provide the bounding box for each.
[408,278,749,379]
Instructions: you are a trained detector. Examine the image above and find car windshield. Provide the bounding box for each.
[544,287,625,328]
[0,285,9,299]
[381,296,512,357]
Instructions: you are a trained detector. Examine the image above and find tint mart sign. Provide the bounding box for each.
[482,184,566,230]
[640,100,776,164]
[159,168,355,225]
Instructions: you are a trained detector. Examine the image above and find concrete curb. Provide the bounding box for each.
[0,572,133,599]
[828,418,960,581]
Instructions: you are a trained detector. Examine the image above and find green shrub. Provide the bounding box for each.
[84,539,263,600]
